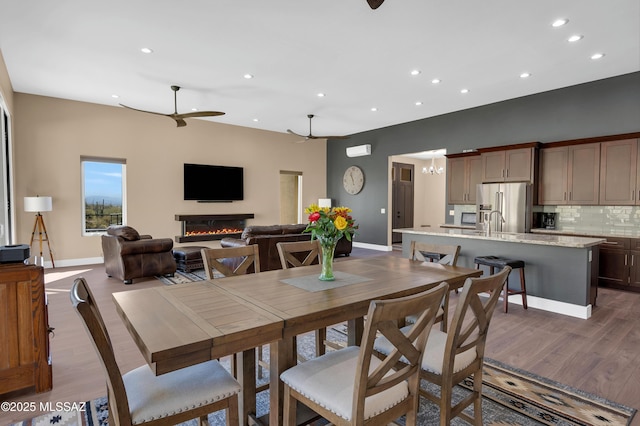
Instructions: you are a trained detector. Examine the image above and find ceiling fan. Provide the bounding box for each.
[367,0,385,9]
[286,114,350,142]
[119,85,225,127]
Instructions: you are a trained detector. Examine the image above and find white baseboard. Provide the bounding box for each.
[36,256,104,269]
[502,293,592,319]
[352,242,392,252]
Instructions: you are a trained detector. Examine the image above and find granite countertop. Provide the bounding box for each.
[530,228,640,239]
[394,227,605,248]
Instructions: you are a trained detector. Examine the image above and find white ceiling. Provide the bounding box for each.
[1,0,638,137]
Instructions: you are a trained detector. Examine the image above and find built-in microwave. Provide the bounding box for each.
[460,212,477,227]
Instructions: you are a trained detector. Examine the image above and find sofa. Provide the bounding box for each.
[102,225,177,284]
[220,224,352,272]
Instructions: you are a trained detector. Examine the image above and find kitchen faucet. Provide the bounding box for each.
[485,210,506,235]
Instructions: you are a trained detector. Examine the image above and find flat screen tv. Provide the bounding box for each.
[183,163,244,202]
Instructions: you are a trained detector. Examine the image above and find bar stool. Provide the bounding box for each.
[473,255,527,313]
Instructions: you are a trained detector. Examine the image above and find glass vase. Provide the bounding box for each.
[318,239,337,281]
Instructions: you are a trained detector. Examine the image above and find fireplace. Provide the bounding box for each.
[175,214,254,243]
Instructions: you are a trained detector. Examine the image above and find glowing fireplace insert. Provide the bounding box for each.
[175,214,254,243]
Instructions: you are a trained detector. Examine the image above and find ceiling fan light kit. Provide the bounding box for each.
[346,144,372,157]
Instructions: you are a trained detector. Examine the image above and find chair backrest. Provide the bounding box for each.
[353,282,449,422]
[410,241,460,266]
[443,266,511,376]
[201,245,261,279]
[276,240,322,269]
[70,278,132,424]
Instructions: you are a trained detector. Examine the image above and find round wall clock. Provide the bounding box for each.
[343,165,365,195]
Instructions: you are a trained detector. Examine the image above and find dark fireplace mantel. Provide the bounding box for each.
[175,214,254,243]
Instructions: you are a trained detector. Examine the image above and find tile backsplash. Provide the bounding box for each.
[540,205,640,235]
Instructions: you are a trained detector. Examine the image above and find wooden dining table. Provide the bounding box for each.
[112,255,482,426]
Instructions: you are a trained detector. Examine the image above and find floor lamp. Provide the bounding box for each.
[24,196,55,268]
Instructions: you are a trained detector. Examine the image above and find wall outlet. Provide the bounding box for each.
[449,210,455,216]
[381,208,386,214]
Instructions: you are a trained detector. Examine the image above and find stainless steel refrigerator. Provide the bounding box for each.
[476,182,532,233]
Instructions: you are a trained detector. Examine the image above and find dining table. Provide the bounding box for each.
[112,255,482,426]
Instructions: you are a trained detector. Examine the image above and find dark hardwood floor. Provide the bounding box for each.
[1,247,638,425]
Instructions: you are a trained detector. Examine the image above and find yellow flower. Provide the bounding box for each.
[334,216,348,230]
[304,203,320,214]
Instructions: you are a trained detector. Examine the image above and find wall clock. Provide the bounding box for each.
[343,165,365,195]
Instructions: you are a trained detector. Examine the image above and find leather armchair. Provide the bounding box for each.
[102,225,176,284]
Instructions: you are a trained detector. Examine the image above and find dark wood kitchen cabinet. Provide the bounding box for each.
[446,153,481,205]
[599,138,640,205]
[538,143,600,205]
[597,237,640,291]
[480,144,538,184]
[0,263,52,396]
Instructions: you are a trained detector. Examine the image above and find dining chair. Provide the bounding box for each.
[70,277,241,426]
[201,244,261,279]
[374,266,511,426]
[409,240,461,331]
[276,240,330,360]
[280,282,449,426]
[200,245,269,384]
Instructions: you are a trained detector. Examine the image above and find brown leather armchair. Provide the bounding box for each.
[102,225,176,284]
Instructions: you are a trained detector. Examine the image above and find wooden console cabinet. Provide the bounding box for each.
[0,263,52,396]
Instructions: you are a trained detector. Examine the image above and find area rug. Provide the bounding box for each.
[156,269,207,285]
[11,329,635,426]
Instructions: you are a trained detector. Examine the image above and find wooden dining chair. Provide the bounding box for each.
[200,245,270,383]
[70,277,241,426]
[280,282,449,426]
[201,244,261,279]
[277,240,339,361]
[375,267,511,425]
[409,240,461,331]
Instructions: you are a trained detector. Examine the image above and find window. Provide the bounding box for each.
[81,157,126,235]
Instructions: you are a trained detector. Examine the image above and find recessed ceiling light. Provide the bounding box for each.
[371,107,378,112]
[431,78,441,84]
[317,93,326,97]
[410,70,421,76]
[591,53,605,60]
[140,47,153,54]
[552,19,569,27]
[460,89,469,94]
[111,94,119,99]
[520,72,531,79]
[253,118,259,122]
[243,73,253,79]
[415,101,423,106]
[568,35,583,42]
[191,108,198,112]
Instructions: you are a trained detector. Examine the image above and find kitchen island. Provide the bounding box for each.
[394,228,605,319]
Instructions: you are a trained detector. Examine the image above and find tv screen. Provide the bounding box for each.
[184,163,244,201]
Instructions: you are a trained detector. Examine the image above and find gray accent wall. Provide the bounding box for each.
[326,72,640,246]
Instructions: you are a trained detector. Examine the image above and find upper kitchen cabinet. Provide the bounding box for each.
[446,153,482,205]
[479,143,539,184]
[538,143,600,205]
[599,138,640,205]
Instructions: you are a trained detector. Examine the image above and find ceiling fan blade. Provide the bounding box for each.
[286,129,308,138]
[174,118,187,127]
[175,111,226,119]
[119,103,169,117]
[367,0,384,9]
[310,134,350,140]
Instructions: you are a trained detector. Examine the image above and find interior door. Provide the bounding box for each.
[392,162,414,243]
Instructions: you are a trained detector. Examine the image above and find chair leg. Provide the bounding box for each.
[503,279,509,313]
[439,380,453,426]
[520,267,528,309]
[283,385,297,426]
[226,394,240,426]
[199,414,208,426]
[315,327,326,357]
[472,369,484,426]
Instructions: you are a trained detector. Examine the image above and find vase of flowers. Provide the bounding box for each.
[304,204,357,281]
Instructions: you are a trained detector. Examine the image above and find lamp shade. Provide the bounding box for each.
[24,196,53,212]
